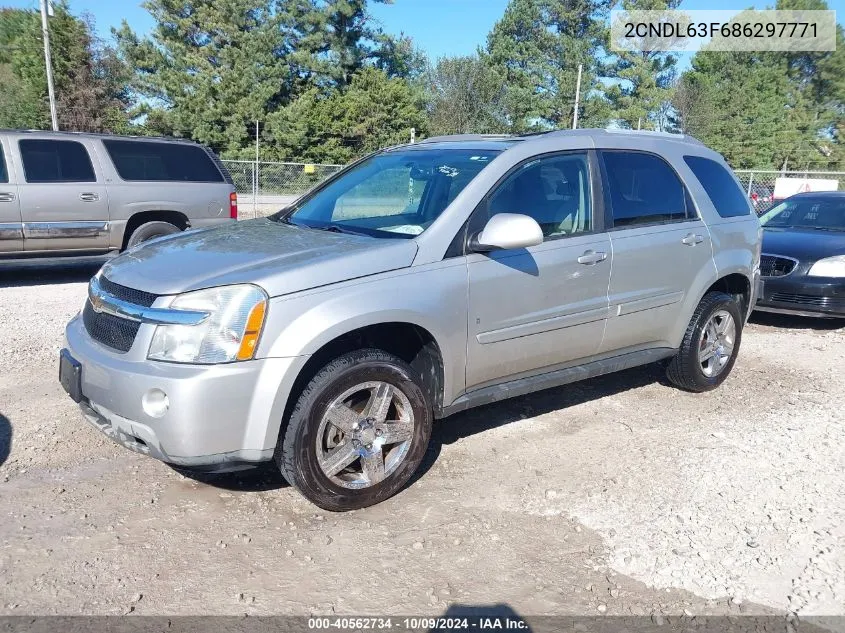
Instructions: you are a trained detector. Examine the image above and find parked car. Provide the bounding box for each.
[754,191,845,317]
[59,129,762,511]
[748,183,774,214]
[0,130,236,258]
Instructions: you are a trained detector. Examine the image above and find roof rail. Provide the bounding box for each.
[417,133,514,144]
[0,128,201,145]
[527,127,704,145]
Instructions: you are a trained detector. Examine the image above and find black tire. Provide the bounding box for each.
[666,291,743,393]
[276,349,432,511]
[125,221,181,250]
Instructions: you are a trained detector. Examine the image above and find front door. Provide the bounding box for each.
[0,137,22,253]
[465,151,611,390]
[13,136,110,252]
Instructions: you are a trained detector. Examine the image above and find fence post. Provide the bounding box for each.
[746,171,754,197]
[252,162,257,219]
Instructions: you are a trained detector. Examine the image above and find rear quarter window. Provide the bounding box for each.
[0,145,7,183]
[684,155,751,218]
[103,140,224,183]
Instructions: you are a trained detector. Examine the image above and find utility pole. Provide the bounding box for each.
[572,64,582,130]
[254,120,259,217]
[39,0,58,131]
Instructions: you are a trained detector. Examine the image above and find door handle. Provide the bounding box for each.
[0,192,15,202]
[681,233,704,246]
[577,250,607,265]
[79,192,100,202]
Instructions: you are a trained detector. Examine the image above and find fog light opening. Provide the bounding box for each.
[142,389,170,419]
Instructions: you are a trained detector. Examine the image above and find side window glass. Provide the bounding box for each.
[602,151,689,228]
[0,145,7,183]
[103,140,224,182]
[19,140,96,183]
[683,155,751,218]
[488,153,592,239]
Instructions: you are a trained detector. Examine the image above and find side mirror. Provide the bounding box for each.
[471,213,544,252]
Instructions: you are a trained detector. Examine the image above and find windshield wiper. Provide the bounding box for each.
[309,223,369,236]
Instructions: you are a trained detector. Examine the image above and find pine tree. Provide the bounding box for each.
[484,0,611,132]
[603,0,680,130]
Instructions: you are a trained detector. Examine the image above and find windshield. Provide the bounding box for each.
[280,148,502,238]
[760,197,845,231]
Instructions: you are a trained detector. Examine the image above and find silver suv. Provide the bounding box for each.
[60,130,762,511]
[0,130,236,257]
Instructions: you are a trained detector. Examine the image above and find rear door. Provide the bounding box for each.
[598,150,714,353]
[13,136,110,252]
[0,136,23,252]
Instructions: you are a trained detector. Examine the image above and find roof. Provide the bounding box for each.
[788,190,845,198]
[417,128,705,148]
[0,129,201,145]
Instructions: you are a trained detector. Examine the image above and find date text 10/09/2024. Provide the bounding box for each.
[307,617,530,631]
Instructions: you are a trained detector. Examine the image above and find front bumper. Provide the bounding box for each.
[755,274,845,318]
[63,313,303,470]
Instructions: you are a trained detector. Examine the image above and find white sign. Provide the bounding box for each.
[773,177,839,200]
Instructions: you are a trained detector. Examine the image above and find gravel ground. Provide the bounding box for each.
[0,261,843,618]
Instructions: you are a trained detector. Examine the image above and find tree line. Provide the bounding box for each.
[0,0,843,170]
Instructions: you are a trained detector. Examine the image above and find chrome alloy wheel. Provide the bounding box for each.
[316,381,415,489]
[698,309,736,378]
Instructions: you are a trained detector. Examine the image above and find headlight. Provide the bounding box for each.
[808,255,845,278]
[148,284,268,364]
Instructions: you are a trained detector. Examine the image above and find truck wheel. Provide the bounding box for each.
[125,221,180,249]
[276,349,432,511]
[666,291,743,392]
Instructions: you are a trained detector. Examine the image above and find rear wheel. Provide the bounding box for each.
[666,291,743,392]
[276,349,432,511]
[125,221,181,249]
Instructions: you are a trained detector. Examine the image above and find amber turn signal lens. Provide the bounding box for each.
[236,300,266,361]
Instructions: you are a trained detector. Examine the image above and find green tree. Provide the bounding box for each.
[0,4,127,131]
[267,67,425,163]
[604,0,680,130]
[424,55,506,135]
[485,0,611,132]
[114,0,297,155]
[676,0,845,170]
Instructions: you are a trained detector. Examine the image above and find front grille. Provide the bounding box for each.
[97,276,158,307]
[83,302,141,353]
[760,254,797,278]
[82,277,159,353]
[770,293,845,309]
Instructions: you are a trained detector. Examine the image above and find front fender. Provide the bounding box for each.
[253,261,469,447]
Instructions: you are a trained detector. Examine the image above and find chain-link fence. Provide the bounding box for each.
[734,169,845,215]
[219,160,845,221]
[220,159,343,219]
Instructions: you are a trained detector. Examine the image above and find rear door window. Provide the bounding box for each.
[684,155,751,218]
[103,140,224,183]
[601,151,692,228]
[0,144,7,183]
[19,139,96,183]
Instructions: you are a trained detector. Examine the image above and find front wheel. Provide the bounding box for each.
[276,349,432,511]
[666,291,743,392]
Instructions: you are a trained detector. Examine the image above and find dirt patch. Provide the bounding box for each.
[0,263,842,616]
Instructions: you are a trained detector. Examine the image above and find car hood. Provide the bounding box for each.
[100,219,418,297]
[762,227,845,261]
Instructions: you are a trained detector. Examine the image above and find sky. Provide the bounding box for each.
[3,0,844,69]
